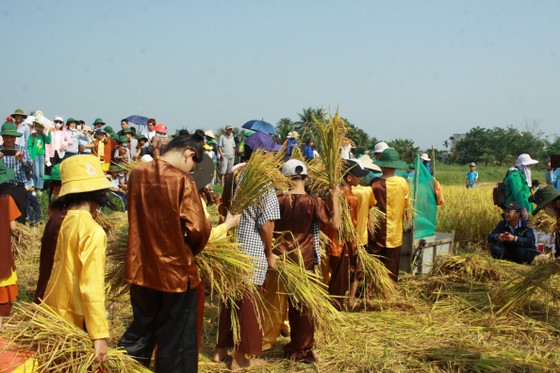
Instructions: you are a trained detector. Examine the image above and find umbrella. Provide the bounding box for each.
[125,115,149,127]
[241,120,277,136]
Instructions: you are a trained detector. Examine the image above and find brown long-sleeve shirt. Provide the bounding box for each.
[124,159,211,292]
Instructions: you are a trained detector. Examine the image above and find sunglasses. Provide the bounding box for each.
[54,120,63,124]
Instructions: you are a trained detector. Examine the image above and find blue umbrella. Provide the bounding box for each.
[241,119,277,136]
[125,115,149,127]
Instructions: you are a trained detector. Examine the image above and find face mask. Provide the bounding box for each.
[545,207,557,218]
[55,122,62,129]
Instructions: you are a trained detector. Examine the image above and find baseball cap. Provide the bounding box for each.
[343,159,370,178]
[282,159,308,177]
[504,201,521,212]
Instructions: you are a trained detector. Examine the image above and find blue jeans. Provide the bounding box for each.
[490,243,537,264]
[33,155,45,189]
[27,192,41,223]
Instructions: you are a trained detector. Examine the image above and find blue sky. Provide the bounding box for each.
[2,1,559,149]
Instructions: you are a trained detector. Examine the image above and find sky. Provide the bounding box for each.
[1,0,559,149]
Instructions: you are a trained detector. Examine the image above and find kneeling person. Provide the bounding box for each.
[488,201,536,264]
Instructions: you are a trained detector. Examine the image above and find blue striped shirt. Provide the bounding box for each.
[0,144,32,184]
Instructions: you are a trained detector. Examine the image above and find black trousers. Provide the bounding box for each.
[5,183,27,224]
[119,284,199,373]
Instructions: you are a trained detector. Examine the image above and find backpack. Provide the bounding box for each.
[493,170,512,208]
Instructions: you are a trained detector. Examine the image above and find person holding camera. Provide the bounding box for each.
[0,121,32,224]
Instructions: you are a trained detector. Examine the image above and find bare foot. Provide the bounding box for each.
[230,353,266,370]
[212,347,229,363]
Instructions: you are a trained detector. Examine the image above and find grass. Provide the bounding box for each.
[435,163,512,186]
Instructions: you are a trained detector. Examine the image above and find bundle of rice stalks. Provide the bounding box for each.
[356,247,397,300]
[532,213,557,234]
[496,260,560,315]
[430,253,522,283]
[96,212,128,241]
[4,302,150,372]
[403,201,417,231]
[105,224,130,299]
[11,222,41,258]
[275,251,345,338]
[228,149,289,215]
[197,234,258,302]
[367,206,386,237]
[307,110,351,198]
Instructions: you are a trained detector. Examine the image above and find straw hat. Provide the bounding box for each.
[11,109,27,119]
[58,155,113,197]
[204,130,216,139]
[0,159,16,185]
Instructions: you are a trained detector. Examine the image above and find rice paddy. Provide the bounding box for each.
[3,185,560,372]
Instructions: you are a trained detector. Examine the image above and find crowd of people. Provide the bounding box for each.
[2,107,560,372]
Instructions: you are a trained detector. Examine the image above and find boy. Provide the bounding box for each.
[466,162,478,188]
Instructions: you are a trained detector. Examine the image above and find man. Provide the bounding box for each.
[120,132,211,372]
[373,141,389,160]
[488,201,536,264]
[11,109,30,147]
[146,118,157,141]
[92,118,105,130]
[466,162,479,188]
[0,121,32,223]
[531,185,560,258]
[117,118,130,137]
[218,124,236,185]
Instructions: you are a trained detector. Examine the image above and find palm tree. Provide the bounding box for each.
[294,107,326,141]
[443,140,449,149]
[275,117,293,140]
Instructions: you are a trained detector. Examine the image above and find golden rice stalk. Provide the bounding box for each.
[228,149,289,215]
[532,213,557,234]
[403,201,417,231]
[367,206,386,237]
[11,222,41,258]
[105,224,130,299]
[118,159,142,173]
[357,247,397,299]
[3,302,150,372]
[495,260,560,315]
[307,110,352,199]
[275,251,345,338]
[430,253,521,282]
[96,212,128,241]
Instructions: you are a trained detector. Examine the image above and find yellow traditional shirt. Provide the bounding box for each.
[352,185,377,246]
[42,210,109,340]
[370,176,410,248]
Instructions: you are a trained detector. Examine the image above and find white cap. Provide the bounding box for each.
[516,153,539,167]
[469,162,476,167]
[373,141,389,154]
[420,153,431,162]
[282,159,308,177]
[287,132,293,138]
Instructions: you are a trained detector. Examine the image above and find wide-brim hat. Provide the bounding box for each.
[204,130,216,139]
[118,136,129,144]
[516,153,539,167]
[358,154,382,173]
[420,153,431,162]
[103,125,118,138]
[93,118,106,126]
[58,155,114,197]
[122,128,133,133]
[108,165,124,173]
[11,109,27,119]
[531,185,560,215]
[0,121,22,137]
[375,148,407,169]
[0,159,16,185]
[246,131,282,153]
[153,124,168,134]
[136,134,148,141]
[43,164,62,181]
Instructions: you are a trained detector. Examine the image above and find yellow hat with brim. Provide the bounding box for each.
[58,155,114,198]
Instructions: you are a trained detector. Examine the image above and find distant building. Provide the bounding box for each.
[449,133,466,149]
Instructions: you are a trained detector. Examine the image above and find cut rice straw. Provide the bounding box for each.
[3,302,150,372]
[367,206,386,237]
[228,149,289,215]
[496,260,560,315]
[275,250,345,339]
[357,246,397,300]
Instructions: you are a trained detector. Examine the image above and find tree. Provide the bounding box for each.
[388,138,419,163]
[344,119,371,156]
[293,107,326,140]
[275,117,293,140]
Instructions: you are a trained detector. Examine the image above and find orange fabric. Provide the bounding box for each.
[323,188,358,256]
[434,178,445,206]
[0,284,18,303]
[6,196,21,222]
[0,195,21,279]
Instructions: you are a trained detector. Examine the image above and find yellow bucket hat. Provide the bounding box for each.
[58,155,113,197]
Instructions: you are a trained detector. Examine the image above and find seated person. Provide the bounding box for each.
[488,201,536,264]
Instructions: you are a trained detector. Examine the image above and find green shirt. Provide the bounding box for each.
[27,132,52,159]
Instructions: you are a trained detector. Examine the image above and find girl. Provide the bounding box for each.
[39,154,114,362]
[0,159,21,328]
[27,119,51,191]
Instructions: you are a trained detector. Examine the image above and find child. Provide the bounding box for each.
[368,148,410,281]
[263,159,340,362]
[324,159,369,310]
[0,160,21,328]
[466,162,478,188]
[39,155,114,362]
[24,178,41,225]
[27,120,51,192]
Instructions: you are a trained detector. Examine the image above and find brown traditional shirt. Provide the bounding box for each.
[275,193,336,270]
[124,159,211,292]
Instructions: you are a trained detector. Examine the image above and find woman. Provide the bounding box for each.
[64,118,89,158]
[504,153,539,219]
[45,116,72,167]
[38,155,114,362]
